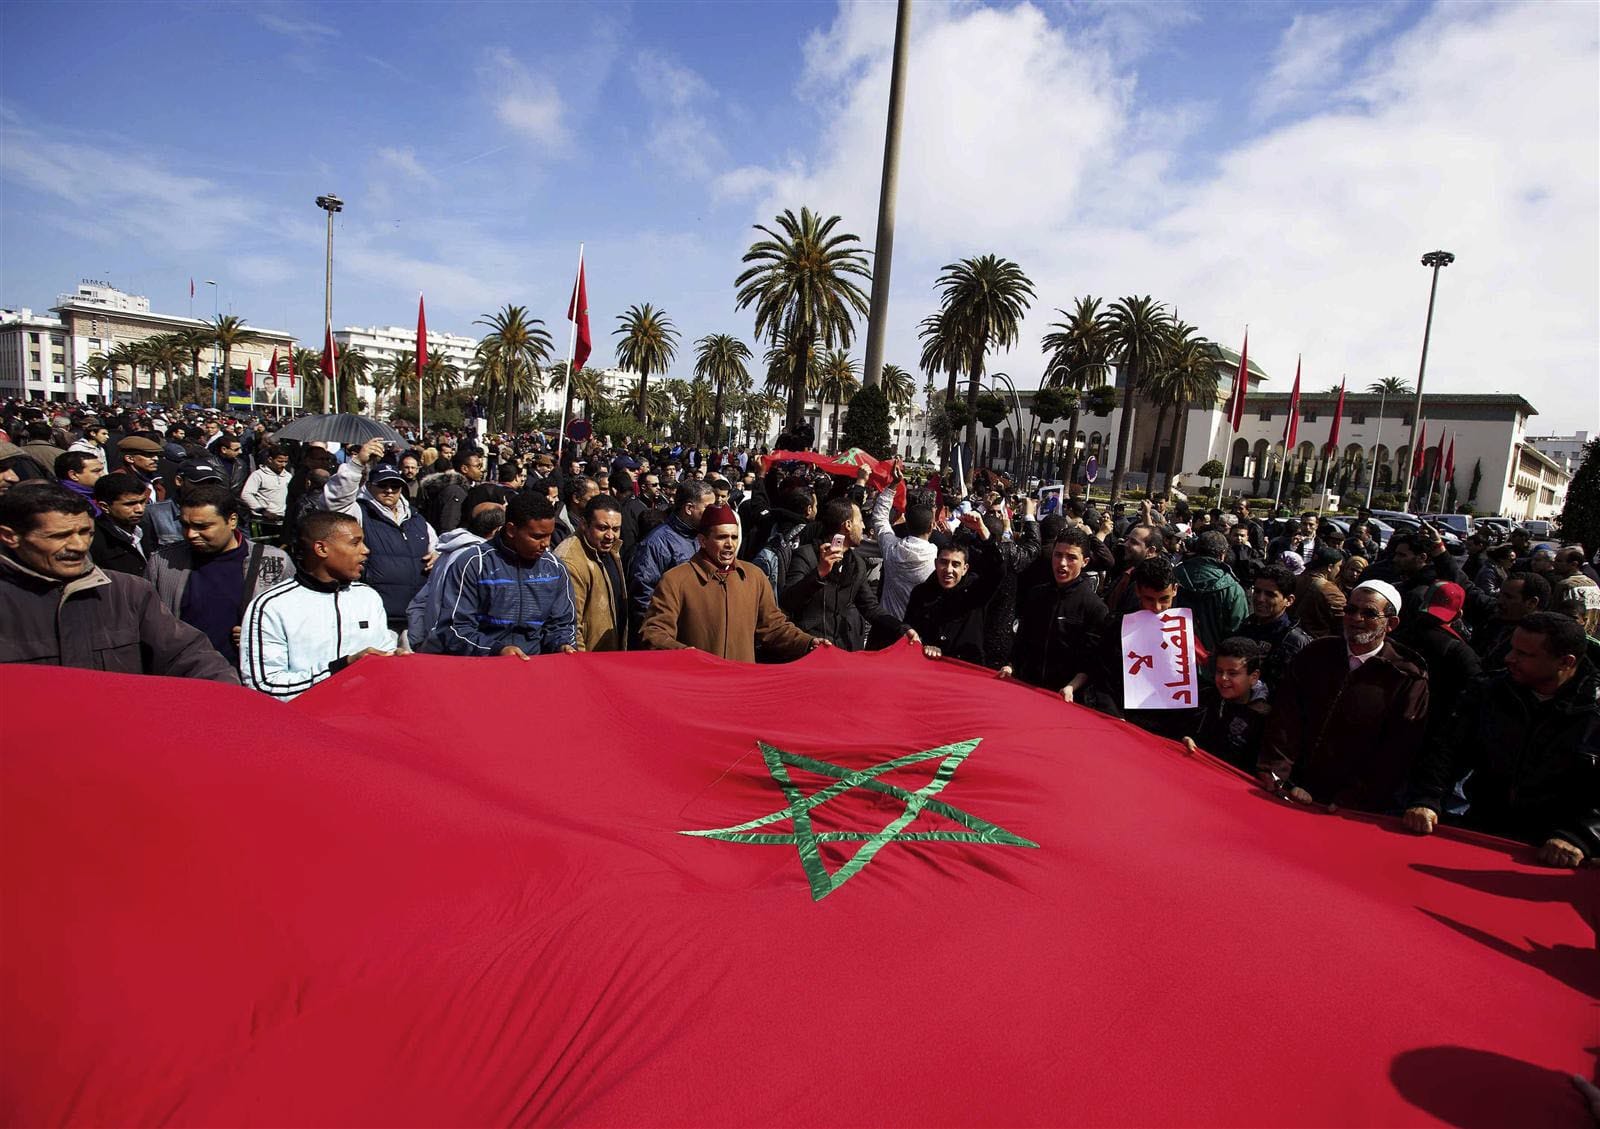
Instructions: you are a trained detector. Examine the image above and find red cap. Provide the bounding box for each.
[1424,581,1465,623]
[698,503,738,532]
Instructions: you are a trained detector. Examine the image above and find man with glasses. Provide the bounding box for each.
[1257,578,1429,811]
[325,438,437,633]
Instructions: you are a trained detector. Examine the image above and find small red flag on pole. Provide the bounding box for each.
[287,347,296,390]
[567,258,591,373]
[267,347,280,388]
[1227,330,1249,433]
[244,359,254,393]
[1412,421,1428,479]
[1443,433,1455,483]
[322,324,340,414]
[1282,358,1301,450]
[1325,376,1346,454]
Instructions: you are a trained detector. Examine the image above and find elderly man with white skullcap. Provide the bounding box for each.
[1256,578,1430,812]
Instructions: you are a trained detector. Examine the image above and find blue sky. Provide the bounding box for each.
[2,0,1596,433]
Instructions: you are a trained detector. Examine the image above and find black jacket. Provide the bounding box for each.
[1011,574,1108,691]
[90,516,148,577]
[781,544,903,651]
[1237,614,1312,692]
[1409,661,1600,857]
[903,540,1004,667]
[1396,614,1481,737]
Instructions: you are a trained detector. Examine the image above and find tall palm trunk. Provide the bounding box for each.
[637,365,652,426]
[1109,367,1138,504]
[963,343,984,453]
[1146,401,1170,485]
[711,380,725,450]
[1162,399,1187,494]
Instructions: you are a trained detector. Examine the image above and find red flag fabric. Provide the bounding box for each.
[267,347,280,389]
[2,652,1590,1127]
[567,258,591,373]
[1444,432,1456,483]
[416,295,428,386]
[321,323,338,380]
[1325,377,1346,454]
[287,346,296,389]
[189,277,195,299]
[1282,358,1301,450]
[1227,330,1249,432]
[243,359,253,392]
[1413,421,1429,479]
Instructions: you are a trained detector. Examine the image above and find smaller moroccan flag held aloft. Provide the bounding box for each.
[568,256,591,372]
[1227,329,1249,432]
[267,348,279,388]
[287,347,296,389]
[243,360,253,392]
[1282,357,1301,450]
[1325,376,1346,454]
[1444,432,1456,483]
[416,295,427,381]
[321,323,338,380]
[1412,421,1428,480]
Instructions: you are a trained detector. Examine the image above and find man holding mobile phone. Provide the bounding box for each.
[781,497,915,651]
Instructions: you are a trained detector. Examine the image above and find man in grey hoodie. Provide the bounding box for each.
[406,503,507,651]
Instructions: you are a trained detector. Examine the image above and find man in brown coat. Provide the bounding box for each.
[554,494,628,652]
[1259,578,1428,812]
[641,503,827,663]
[1294,545,1348,638]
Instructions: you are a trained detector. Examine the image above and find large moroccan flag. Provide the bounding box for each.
[567,255,591,373]
[1226,328,1248,432]
[1,650,1592,1126]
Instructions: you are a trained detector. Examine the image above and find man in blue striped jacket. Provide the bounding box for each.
[436,494,578,659]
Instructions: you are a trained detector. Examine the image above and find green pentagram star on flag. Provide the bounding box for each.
[680,738,1038,901]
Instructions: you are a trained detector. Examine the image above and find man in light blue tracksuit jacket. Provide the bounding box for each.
[436,495,577,658]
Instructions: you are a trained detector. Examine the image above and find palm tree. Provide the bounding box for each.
[130,338,163,402]
[762,328,819,408]
[546,361,575,426]
[176,327,213,406]
[475,304,552,433]
[685,379,716,446]
[209,315,260,396]
[106,341,137,401]
[816,350,861,452]
[740,390,784,447]
[1104,295,1172,503]
[423,353,458,411]
[735,207,871,430]
[613,303,679,428]
[1368,377,1413,395]
[375,351,416,413]
[645,383,673,428]
[879,362,915,417]
[336,347,370,414]
[930,255,1035,450]
[1041,296,1113,485]
[77,353,113,404]
[571,366,606,419]
[693,333,754,449]
[470,341,509,430]
[147,333,188,406]
[1144,322,1221,493]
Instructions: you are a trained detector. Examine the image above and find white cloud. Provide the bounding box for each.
[635,51,724,180]
[254,9,337,42]
[484,50,566,148]
[375,146,436,185]
[1254,7,1398,120]
[731,0,1598,434]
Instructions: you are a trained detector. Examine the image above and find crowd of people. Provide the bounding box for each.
[2,398,1595,869]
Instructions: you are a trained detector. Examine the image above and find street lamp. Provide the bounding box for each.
[1406,249,1454,509]
[315,193,344,413]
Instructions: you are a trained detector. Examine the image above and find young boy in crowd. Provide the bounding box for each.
[1183,637,1270,772]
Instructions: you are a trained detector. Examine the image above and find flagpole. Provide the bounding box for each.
[556,242,584,461]
[417,292,425,443]
[1318,375,1343,505]
[1364,386,1386,509]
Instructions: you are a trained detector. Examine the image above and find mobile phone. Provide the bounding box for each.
[831,533,845,551]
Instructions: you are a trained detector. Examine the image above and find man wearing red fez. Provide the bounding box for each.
[639,503,828,662]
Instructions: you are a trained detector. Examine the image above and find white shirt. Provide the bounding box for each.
[240,574,396,699]
[870,486,937,619]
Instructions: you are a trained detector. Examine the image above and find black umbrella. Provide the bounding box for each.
[271,414,408,447]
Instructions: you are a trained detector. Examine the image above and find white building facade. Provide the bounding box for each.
[334,323,481,409]
[0,309,71,401]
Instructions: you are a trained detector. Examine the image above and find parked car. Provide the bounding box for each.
[1421,513,1475,537]
[1522,519,1555,540]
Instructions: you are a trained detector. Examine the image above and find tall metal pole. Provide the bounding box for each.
[1364,385,1386,509]
[316,194,344,414]
[861,0,911,390]
[1405,250,1454,508]
[207,280,219,410]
